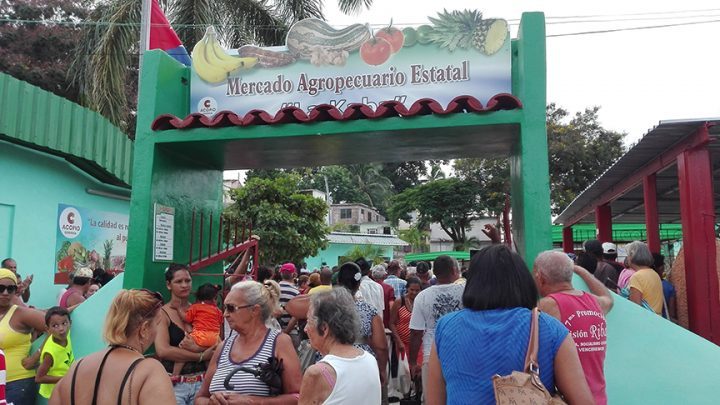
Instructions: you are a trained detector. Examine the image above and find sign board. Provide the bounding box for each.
[190,12,510,117]
[153,204,175,261]
[54,204,128,284]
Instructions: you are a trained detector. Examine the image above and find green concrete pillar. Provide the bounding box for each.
[510,12,551,262]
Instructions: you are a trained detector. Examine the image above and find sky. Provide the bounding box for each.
[225,1,720,179]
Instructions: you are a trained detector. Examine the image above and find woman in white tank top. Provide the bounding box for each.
[299,287,381,405]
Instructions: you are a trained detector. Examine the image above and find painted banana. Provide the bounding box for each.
[207,39,258,71]
[192,26,258,84]
[192,37,227,84]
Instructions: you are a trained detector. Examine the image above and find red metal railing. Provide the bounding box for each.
[186,208,259,279]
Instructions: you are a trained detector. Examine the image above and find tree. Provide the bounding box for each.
[340,245,386,265]
[224,173,328,265]
[454,104,626,215]
[71,0,372,134]
[398,225,430,253]
[380,161,427,193]
[345,163,394,213]
[388,178,487,250]
[0,0,88,102]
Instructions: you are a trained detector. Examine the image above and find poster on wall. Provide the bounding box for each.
[153,203,175,262]
[54,204,128,284]
[190,10,510,117]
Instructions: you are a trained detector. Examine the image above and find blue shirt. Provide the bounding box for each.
[384,275,407,299]
[435,308,568,405]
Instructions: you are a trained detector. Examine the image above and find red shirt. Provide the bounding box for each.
[376,280,395,328]
[548,292,607,405]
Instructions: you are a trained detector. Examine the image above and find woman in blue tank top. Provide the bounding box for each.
[426,245,594,405]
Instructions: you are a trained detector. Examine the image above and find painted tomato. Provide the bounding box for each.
[375,26,404,53]
[360,37,393,66]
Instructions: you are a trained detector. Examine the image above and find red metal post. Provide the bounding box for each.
[198,212,204,261]
[677,125,720,344]
[208,212,213,259]
[189,209,195,264]
[643,174,661,253]
[218,216,223,254]
[562,227,574,253]
[594,204,612,242]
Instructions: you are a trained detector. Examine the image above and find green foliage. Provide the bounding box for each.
[224,173,328,265]
[388,178,486,250]
[454,104,626,215]
[330,223,360,233]
[0,0,88,103]
[340,245,386,265]
[399,225,430,253]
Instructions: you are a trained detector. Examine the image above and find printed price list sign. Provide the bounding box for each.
[153,204,175,261]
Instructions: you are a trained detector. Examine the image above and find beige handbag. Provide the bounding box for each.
[492,308,567,405]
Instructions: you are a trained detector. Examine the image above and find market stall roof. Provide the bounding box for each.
[554,119,720,226]
[404,250,470,262]
[327,232,409,246]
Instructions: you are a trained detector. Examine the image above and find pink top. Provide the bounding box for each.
[548,292,607,405]
[618,268,636,290]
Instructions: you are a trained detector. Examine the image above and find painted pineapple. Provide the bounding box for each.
[427,9,508,55]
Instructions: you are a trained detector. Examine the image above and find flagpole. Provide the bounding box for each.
[139,0,152,80]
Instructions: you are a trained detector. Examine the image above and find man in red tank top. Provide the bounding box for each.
[533,251,614,405]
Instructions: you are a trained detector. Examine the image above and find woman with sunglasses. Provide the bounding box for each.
[0,267,46,405]
[195,280,302,404]
[155,263,215,405]
[50,289,175,404]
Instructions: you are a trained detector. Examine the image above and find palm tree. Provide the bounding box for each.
[345,163,394,211]
[399,225,429,253]
[71,0,372,133]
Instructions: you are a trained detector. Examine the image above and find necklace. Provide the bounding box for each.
[112,344,143,355]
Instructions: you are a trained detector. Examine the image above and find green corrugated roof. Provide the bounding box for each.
[0,73,132,187]
[404,250,471,262]
[551,223,683,243]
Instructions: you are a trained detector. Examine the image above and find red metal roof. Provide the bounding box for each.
[151,94,522,131]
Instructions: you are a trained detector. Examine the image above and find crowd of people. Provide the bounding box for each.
[0,235,679,404]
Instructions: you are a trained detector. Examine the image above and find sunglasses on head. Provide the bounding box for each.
[0,285,17,294]
[224,303,254,313]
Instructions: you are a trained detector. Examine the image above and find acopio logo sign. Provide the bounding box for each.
[59,207,82,238]
[198,97,218,116]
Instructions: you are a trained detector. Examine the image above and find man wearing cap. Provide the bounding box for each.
[58,267,93,309]
[356,258,385,318]
[601,242,624,275]
[278,263,299,335]
[585,240,619,288]
[534,251,613,405]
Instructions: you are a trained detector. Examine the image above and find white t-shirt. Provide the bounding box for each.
[358,276,385,317]
[409,283,464,363]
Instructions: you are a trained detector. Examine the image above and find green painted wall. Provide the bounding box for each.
[126,51,223,294]
[572,274,720,404]
[0,141,129,308]
[305,243,395,270]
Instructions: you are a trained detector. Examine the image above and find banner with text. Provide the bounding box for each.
[54,204,128,284]
[190,12,511,116]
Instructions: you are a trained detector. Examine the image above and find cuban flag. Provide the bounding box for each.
[149,0,191,66]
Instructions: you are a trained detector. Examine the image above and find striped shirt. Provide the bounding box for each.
[278,281,299,330]
[209,328,279,396]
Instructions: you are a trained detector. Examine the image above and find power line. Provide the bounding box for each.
[547,19,720,37]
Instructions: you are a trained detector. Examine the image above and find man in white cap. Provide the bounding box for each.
[601,242,624,276]
[58,267,94,309]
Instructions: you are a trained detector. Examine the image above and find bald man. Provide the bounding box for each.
[534,251,613,405]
